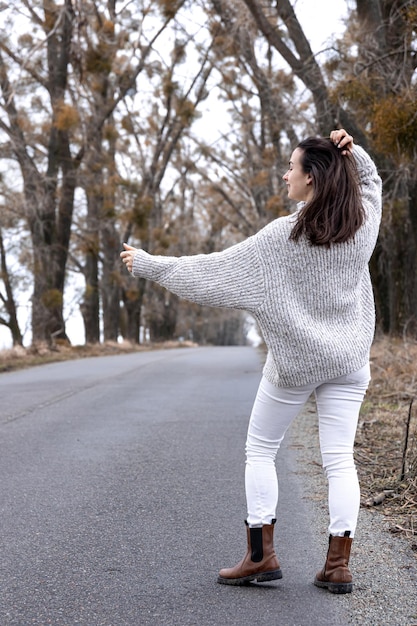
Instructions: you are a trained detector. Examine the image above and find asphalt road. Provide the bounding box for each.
[0,346,354,626]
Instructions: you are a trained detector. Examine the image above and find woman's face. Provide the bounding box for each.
[283,148,313,202]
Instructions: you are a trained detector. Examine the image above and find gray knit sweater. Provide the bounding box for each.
[132,145,382,387]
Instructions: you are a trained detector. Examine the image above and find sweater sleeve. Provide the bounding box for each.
[352,144,382,221]
[131,235,265,312]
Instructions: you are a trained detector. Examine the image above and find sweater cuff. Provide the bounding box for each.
[132,249,175,280]
[352,144,376,176]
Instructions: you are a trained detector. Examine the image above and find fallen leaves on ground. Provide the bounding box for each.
[357,336,417,552]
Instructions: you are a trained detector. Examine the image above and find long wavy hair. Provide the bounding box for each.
[289,137,364,246]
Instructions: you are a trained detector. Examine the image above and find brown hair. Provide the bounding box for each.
[289,137,364,245]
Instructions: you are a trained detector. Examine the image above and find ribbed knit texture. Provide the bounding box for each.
[132,145,382,387]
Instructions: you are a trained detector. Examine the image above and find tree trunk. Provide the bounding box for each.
[82,156,101,344]
[241,0,335,133]
[101,220,121,342]
[148,289,178,342]
[0,1,76,345]
[354,0,417,334]
[0,227,23,346]
[122,278,146,343]
[100,118,121,342]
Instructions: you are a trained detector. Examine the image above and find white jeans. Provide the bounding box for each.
[245,364,370,537]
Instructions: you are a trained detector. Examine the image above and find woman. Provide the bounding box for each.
[121,129,382,594]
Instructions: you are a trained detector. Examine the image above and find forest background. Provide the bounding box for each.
[1,0,416,349]
[0,1,417,543]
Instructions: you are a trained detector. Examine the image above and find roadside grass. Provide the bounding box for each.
[357,335,417,552]
[0,339,196,373]
[0,335,416,551]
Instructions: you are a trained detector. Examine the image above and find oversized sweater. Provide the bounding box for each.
[132,145,382,387]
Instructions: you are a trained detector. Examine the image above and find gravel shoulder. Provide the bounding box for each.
[289,400,417,626]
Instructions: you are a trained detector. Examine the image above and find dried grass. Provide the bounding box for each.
[357,335,417,550]
[0,340,197,373]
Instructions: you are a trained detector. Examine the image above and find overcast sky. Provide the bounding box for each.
[296,0,349,51]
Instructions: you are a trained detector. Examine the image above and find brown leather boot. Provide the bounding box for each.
[314,532,353,594]
[217,520,282,585]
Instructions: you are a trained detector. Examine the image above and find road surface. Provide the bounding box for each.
[0,346,354,625]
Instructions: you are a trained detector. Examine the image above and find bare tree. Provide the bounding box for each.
[0,0,80,345]
[210,0,417,336]
[117,25,216,342]
[331,0,417,333]
[0,225,23,346]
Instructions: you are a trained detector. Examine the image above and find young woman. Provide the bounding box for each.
[121,129,382,594]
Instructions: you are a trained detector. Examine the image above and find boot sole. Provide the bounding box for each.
[314,579,353,594]
[217,569,283,586]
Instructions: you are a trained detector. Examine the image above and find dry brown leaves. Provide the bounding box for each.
[0,340,197,373]
[356,335,417,551]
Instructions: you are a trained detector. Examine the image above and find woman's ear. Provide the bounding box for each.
[306,174,313,186]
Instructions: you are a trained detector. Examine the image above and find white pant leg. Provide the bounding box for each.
[245,376,314,527]
[315,364,371,537]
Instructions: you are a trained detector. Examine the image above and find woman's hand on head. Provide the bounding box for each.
[120,243,138,273]
[330,129,354,155]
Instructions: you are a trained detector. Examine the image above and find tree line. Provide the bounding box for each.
[0,0,416,348]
